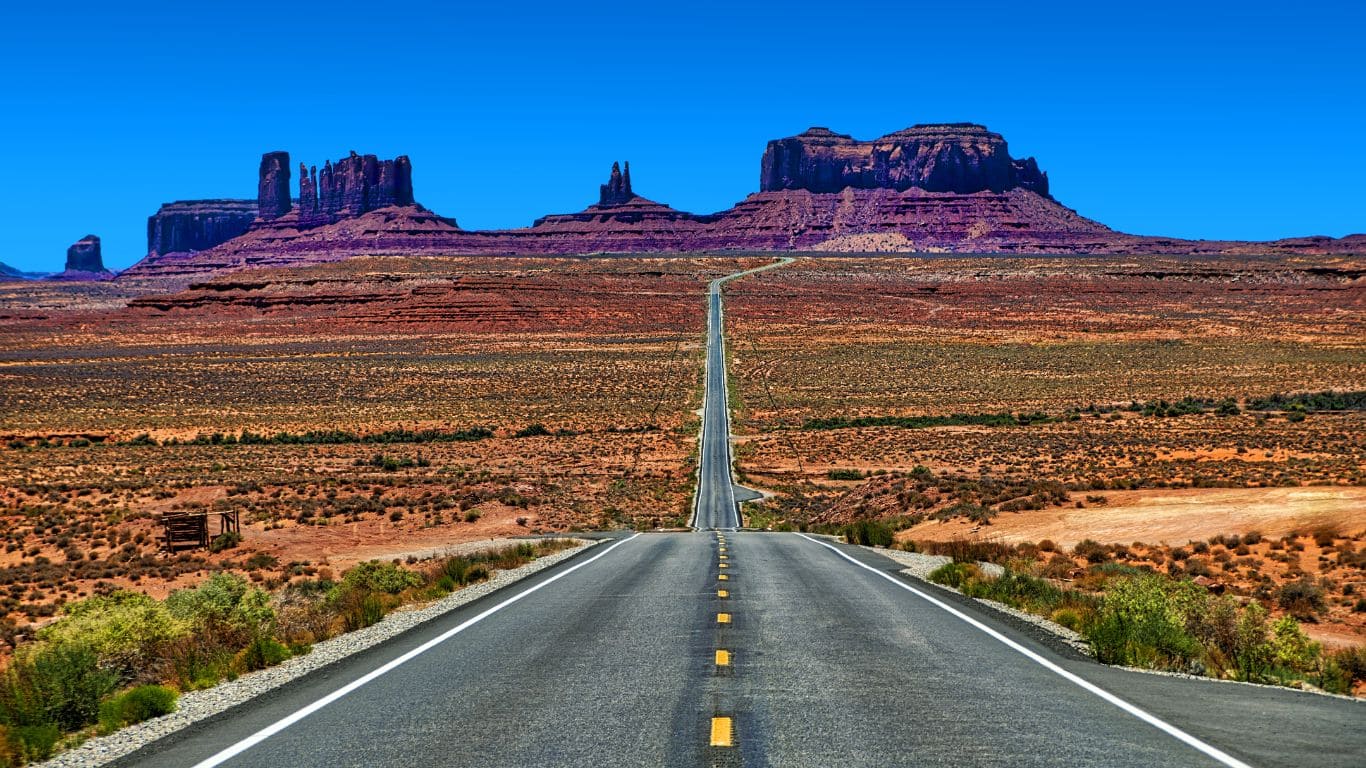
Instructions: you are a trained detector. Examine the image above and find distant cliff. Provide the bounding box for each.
[147,200,258,257]
[760,124,1049,196]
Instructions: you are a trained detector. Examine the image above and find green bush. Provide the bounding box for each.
[1269,616,1319,672]
[341,561,421,595]
[233,636,291,673]
[97,685,177,734]
[927,562,979,589]
[1086,576,1202,670]
[37,592,188,680]
[1276,578,1326,620]
[167,574,276,641]
[843,520,893,547]
[0,644,118,734]
[826,469,863,481]
[1,723,59,763]
[208,531,242,552]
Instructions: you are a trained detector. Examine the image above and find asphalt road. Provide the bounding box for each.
[117,533,1363,768]
[115,260,1363,767]
[692,259,791,530]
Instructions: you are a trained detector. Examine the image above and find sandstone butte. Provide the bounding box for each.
[59,123,1364,280]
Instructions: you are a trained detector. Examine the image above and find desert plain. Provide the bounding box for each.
[0,252,1363,653]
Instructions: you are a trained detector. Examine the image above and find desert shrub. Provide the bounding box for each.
[37,592,187,681]
[842,520,893,547]
[927,562,979,589]
[161,633,236,691]
[341,561,421,595]
[0,723,59,763]
[0,644,117,735]
[97,685,177,734]
[1327,645,1366,688]
[1269,616,1320,673]
[1073,539,1109,564]
[1276,578,1326,620]
[826,469,863,481]
[208,531,242,552]
[513,423,552,438]
[274,585,338,648]
[233,635,291,673]
[915,539,1017,565]
[333,589,390,632]
[1050,607,1084,631]
[1086,576,1202,670]
[167,573,275,640]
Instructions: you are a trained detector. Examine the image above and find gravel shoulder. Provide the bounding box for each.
[37,538,597,768]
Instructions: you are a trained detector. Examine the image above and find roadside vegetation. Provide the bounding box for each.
[0,539,574,764]
[904,537,1366,696]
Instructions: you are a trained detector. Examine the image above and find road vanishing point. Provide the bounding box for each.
[118,260,1363,768]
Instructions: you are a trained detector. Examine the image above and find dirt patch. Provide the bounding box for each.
[902,487,1366,548]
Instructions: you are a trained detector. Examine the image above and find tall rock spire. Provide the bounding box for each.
[256,151,292,220]
[599,161,635,206]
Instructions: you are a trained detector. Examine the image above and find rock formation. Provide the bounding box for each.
[257,151,292,220]
[117,123,1366,279]
[147,200,258,257]
[65,235,107,272]
[599,162,635,206]
[297,152,414,228]
[759,124,1050,197]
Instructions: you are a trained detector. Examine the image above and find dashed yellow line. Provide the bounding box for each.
[718,573,729,581]
[719,563,728,569]
[719,554,728,561]
[717,589,729,598]
[715,649,731,666]
[710,716,734,747]
[717,613,731,624]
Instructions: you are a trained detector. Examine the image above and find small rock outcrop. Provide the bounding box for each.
[257,151,292,220]
[147,200,258,256]
[65,234,107,273]
[759,124,1050,197]
[599,161,635,206]
[298,152,414,228]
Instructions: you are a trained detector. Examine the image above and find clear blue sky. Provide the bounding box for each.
[4,0,1363,271]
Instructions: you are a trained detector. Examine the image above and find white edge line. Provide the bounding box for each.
[189,534,640,768]
[795,533,1255,768]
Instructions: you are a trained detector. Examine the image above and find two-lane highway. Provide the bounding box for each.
[115,532,1365,768]
[692,259,792,530]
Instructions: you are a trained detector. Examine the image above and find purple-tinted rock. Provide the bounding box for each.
[147,200,258,256]
[298,152,414,228]
[257,151,292,220]
[599,161,635,206]
[759,124,1051,197]
[64,234,107,272]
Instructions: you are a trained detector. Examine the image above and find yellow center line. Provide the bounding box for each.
[715,649,731,666]
[718,573,729,581]
[710,716,734,747]
[717,613,731,624]
[719,555,727,560]
[719,547,727,553]
[718,589,729,598]
[719,563,728,569]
